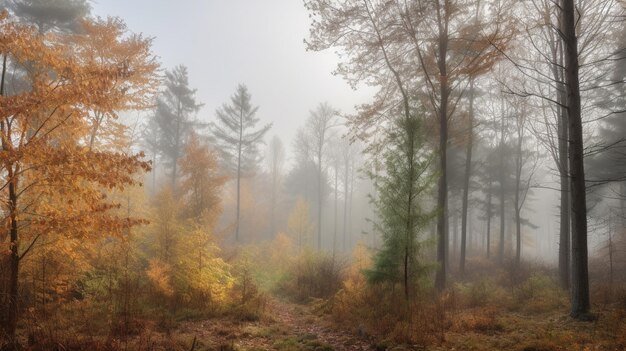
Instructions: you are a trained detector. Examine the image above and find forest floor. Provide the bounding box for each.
[11,292,626,350]
[169,297,376,351]
[130,298,626,351]
[430,305,626,351]
[146,295,626,351]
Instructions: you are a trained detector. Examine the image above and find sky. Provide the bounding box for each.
[91,0,373,157]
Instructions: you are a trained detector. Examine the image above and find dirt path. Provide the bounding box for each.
[268,298,376,351]
[177,297,377,350]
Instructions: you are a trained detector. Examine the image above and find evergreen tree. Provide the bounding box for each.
[151,65,203,191]
[210,84,272,242]
[4,0,91,34]
[365,114,435,301]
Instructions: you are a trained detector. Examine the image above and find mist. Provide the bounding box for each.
[0,0,624,349]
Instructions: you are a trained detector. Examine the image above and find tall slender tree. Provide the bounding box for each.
[300,102,336,251]
[266,135,285,238]
[561,0,590,320]
[210,84,272,242]
[152,65,203,191]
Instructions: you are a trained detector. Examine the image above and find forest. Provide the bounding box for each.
[0,0,625,350]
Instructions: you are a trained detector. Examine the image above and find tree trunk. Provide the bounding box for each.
[269,162,277,240]
[152,151,157,196]
[1,54,19,341]
[5,170,19,340]
[552,31,571,290]
[348,159,355,249]
[619,182,626,228]
[343,159,349,252]
[608,218,613,293]
[486,180,493,259]
[172,101,182,192]
[317,149,323,251]
[562,0,590,319]
[404,244,409,300]
[404,116,417,301]
[558,97,571,289]
[514,125,523,266]
[460,80,474,274]
[514,196,522,266]
[235,108,243,242]
[498,112,506,264]
[333,164,338,256]
[452,208,458,263]
[434,1,450,292]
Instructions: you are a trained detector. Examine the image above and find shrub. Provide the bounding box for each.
[278,250,345,302]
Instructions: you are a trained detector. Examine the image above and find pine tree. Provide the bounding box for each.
[152,65,203,191]
[365,114,435,301]
[210,84,272,242]
[4,0,91,34]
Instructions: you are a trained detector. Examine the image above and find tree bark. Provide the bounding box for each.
[486,180,493,259]
[551,29,571,290]
[270,161,277,240]
[557,88,571,290]
[343,158,349,252]
[5,171,19,340]
[561,0,590,319]
[333,164,338,256]
[460,79,475,274]
[1,53,19,340]
[235,106,243,242]
[434,0,450,292]
[452,207,458,263]
[498,111,506,264]
[317,148,323,251]
[514,148,522,266]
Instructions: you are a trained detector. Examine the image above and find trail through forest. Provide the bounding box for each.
[175,297,376,351]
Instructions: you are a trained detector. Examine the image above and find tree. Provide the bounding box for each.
[145,188,232,308]
[284,147,332,229]
[0,13,157,339]
[328,137,342,255]
[152,65,203,191]
[266,135,285,238]
[366,113,435,301]
[287,197,315,252]
[561,0,590,320]
[4,0,90,34]
[297,102,337,251]
[178,133,226,221]
[210,84,272,242]
[474,142,499,259]
[340,138,359,252]
[306,0,512,290]
[510,101,537,266]
[509,0,623,293]
[459,78,476,274]
[74,18,160,151]
[141,116,160,194]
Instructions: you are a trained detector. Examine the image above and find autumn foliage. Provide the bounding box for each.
[0,10,163,339]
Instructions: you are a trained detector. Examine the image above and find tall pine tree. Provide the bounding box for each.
[210,84,271,242]
[366,113,435,301]
[151,65,203,191]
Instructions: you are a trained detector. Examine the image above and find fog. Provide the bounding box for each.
[1,0,625,349]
